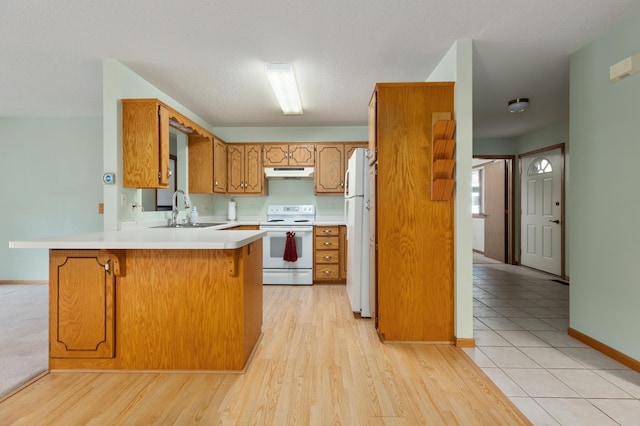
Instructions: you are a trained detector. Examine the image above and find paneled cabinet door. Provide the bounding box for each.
[227,144,245,193]
[288,144,315,166]
[264,144,315,167]
[314,143,366,194]
[49,250,119,359]
[263,144,289,166]
[213,138,227,193]
[244,144,264,194]
[227,144,265,195]
[314,144,345,193]
[122,100,171,189]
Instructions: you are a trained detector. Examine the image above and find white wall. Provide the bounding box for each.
[102,60,212,229]
[0,117,103,280]
[427,39,474,341]
[569,11,640,360]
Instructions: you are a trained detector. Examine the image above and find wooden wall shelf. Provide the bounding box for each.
[431,115,456,201]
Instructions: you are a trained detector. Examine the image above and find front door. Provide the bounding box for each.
[520,148,563,275]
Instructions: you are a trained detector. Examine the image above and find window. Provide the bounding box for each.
[472,168,483,215]
[528,157,552,175]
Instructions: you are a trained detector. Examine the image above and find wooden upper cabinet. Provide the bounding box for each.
[315,143,367,194]
[213,138,227,193]
[263,143,314,167]
[123,99,171,189]
[315,144,344,193]
[123,98,218,190]
[227,144,266,195]
[188,134,213,194]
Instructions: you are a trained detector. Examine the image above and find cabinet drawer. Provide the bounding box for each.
[315,250,339,264]
[315,264,340,280]
[315,226,340,236]
[316,236,339,249]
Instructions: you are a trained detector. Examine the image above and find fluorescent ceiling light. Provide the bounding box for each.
[265,63,303,115]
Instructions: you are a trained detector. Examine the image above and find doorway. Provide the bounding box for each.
[472,156,515,264]
[519,144,565,277]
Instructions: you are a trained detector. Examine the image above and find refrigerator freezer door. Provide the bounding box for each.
[345,149,366,197]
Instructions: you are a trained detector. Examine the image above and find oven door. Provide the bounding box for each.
[260,226,313,285]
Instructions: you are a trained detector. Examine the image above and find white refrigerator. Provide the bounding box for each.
[344,148,370,317]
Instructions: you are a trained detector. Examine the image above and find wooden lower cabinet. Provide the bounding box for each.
[49,250,123,359]
[48,243,263,371]
[313,226,346,283]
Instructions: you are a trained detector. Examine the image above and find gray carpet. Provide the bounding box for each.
[0,284,48,398]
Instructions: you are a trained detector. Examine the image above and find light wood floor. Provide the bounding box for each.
[0,285,530,425]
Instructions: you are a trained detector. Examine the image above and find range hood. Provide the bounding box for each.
[264,167,314,179]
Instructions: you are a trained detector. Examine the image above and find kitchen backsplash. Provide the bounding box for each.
[193,179,345,218]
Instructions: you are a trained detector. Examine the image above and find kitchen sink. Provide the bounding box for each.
[151,222,227,229]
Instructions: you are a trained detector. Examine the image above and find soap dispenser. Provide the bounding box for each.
[190,206,199,225]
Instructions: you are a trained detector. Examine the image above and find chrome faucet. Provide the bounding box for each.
[171,190,191,226]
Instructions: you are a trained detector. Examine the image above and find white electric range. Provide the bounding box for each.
[259,205,315,285]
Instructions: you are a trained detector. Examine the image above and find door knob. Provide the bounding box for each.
[549,219,560,224]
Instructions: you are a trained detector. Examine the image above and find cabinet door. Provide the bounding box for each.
[49,250,116,359]
[344,142,368,173]
[188,135,213,194]
[123,100,167,189]
[213,138,227,193]
[227,144,245,194]
[263,144,289,167]
[288,144,315,166]
[315,144,345,194]
[244,144,264,194]
[369,164,377,327]
[368,91,378,165]
[339,225,347,280]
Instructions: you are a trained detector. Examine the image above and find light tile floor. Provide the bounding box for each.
[464,255,640,425]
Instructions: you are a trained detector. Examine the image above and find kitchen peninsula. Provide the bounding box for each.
[10,227,265,371]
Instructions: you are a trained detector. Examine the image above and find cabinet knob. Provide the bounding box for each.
[323,255,332,259]
[323,270,331,274]
[215,180,218,186]
[323,229,331,233]
[340,181,344,188]
[323,242,332,246]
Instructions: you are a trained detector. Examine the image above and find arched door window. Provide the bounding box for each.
[528,157,553,175]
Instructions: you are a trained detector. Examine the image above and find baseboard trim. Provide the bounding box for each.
[0,280,48,285]
[456,338,475,348]
[568,327,640,373]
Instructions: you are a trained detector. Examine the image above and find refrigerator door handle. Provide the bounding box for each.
[344,168,350,197]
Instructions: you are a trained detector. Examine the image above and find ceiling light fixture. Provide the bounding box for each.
[508,98,529,113]
[265,63,303,115]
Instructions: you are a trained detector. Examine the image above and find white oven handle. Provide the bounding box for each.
[260,226,313,232]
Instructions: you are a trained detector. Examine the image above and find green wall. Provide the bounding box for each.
[0,117,103,280]
[570,11,640,360]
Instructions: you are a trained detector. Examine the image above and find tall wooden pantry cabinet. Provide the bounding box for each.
[369,82,455,342]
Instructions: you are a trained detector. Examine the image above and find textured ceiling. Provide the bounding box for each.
[1,1,639,138]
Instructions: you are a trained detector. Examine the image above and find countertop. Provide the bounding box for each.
[10,216,346,250]
[9,225,265,250]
